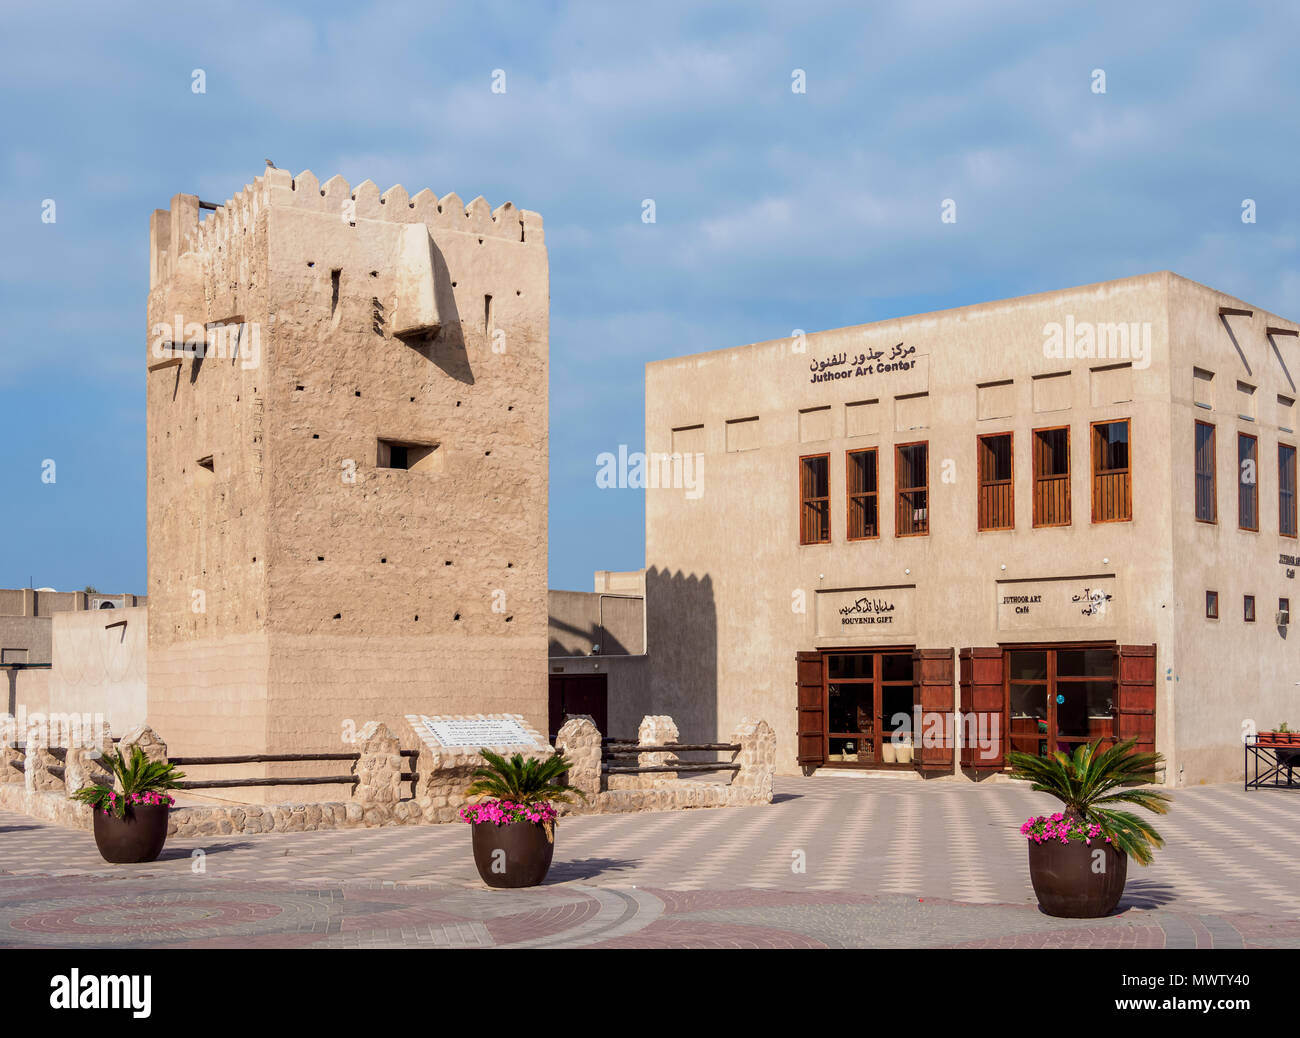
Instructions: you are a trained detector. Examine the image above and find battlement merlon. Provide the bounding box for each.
[148,168,544,291]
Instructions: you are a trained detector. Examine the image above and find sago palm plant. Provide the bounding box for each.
[465,748,586,807]
[71,744,186,818]
[1007,739,1171,865]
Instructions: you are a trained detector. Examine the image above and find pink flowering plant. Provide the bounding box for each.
[1020,813,1112,846]
[459,748,585,840]
[70,744,185,819]
[459,800,559,827]
[1008,738,1171,865]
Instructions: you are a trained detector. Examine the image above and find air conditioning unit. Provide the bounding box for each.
[88,595,121,611]
[1276,610,1290,627]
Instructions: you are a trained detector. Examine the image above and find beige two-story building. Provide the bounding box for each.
[640,272,1299,785]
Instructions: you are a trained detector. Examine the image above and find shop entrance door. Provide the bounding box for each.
[1006,646,1117,757]
[824,650,915,767]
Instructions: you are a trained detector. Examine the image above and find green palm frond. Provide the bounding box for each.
[465,748,587,805]
[1008,738,1170,865]
[71,744,185,818]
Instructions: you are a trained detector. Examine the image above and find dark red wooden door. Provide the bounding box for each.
[548,674,609,742]
[796,651,826,771]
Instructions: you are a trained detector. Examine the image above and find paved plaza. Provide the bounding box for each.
[1,776,1298,948]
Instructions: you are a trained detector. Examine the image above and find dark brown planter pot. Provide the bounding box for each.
[1027,837,1128,918]
[471,820,555,888]
[92,804,170,864]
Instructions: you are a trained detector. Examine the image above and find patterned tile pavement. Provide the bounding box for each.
[1,776,1297,948]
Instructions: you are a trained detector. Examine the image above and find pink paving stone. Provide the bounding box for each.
[1223,913,1300,939]
[338,906,471,932]
[591,919,828,949]
[645,887,881,915]
[484,897,602,944]
[11,900,282,934]
[950,926,1166,948]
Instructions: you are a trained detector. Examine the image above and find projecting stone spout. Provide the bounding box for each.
[391,223,443,338]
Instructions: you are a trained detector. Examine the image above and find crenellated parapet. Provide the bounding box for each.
[150,167,543,292]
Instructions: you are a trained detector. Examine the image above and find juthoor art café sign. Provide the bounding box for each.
[996,576,1118,631]
[816,586,916,639]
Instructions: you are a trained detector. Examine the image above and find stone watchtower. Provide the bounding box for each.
[145,168,548,777]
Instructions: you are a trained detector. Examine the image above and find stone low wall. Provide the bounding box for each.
[0,713,776,838]
[554,714,776,814]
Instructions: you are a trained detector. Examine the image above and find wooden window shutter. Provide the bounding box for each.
[959,647,1005,769]
[1115,644,1157,755]
[912,648,954,769]
[796,651,825,769]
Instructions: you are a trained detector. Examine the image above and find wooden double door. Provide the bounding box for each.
[797,647,955,771]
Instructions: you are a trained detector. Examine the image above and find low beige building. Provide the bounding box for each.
[640,272,1299,785]
[548,571,650,742]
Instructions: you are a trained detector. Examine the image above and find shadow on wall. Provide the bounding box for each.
[547,616,633,657]
[638,566,718,741]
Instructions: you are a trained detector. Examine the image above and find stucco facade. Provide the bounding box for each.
[642,272,1298,785]
[145,169,549,780]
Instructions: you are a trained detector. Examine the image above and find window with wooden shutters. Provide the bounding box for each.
[977,433,1013,531]
[1238,432,1258,531]
[1280,444,1297,538]
[1091,419,1131,522]
[799,454,830,545]
[895,441,929,536]
[845,448,878,540]
[1032,426,1070,527]
[1195,421,1216,523]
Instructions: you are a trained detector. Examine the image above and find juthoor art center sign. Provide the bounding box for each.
[808,343,919,384]
[816,586,916,639]
[996,576,1118,631]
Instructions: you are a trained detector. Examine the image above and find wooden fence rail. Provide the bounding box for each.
[603,743,741,754]
[603,762,741,775]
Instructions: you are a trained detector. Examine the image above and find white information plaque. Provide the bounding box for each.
[421,717,538,749]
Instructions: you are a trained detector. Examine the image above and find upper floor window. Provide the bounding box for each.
[895,442,929,537]
[1194,421,1216,523]
[1238,432,1259,531]
[1032,426,1071,527]
[1280,444,1297,538]
[846,448,879,540]
[800,454,830,545]
[977,433,1014,531]
[1091,419,1131,522]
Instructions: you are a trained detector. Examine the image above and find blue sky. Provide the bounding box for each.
[1,1,1297,593]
